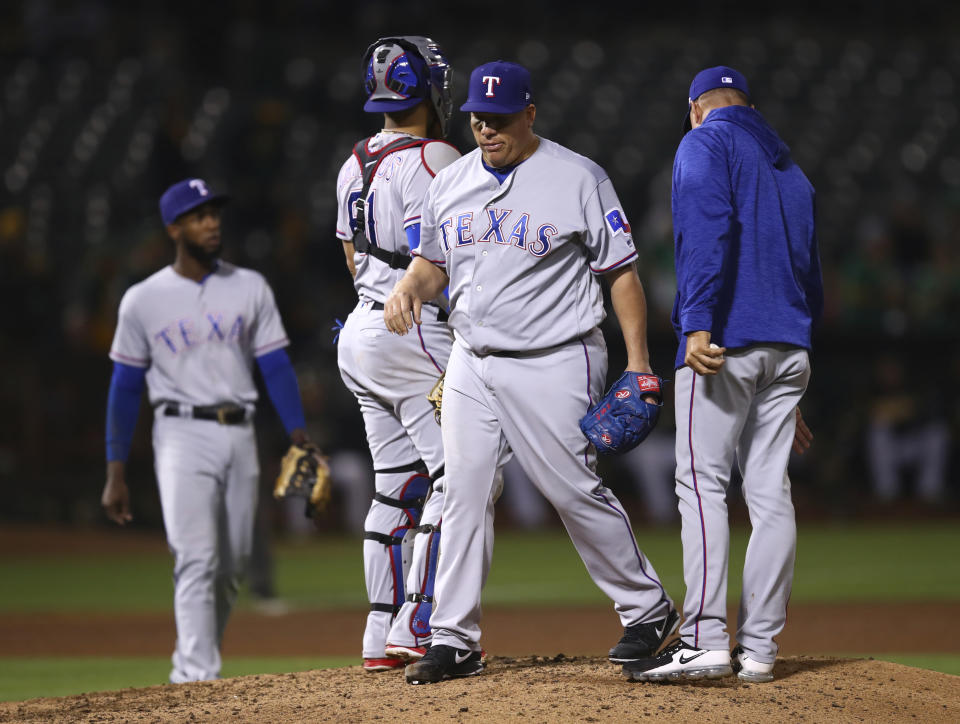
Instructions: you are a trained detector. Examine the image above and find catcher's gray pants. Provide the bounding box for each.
[674,344,810,664]
[430,331,673,651]
[337,299,452,659]
[152,415,259,683]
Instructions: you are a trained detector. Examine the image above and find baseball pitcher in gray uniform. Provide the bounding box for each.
[334,36,503,672]
[385,61,677,685]
[102,179,315,683]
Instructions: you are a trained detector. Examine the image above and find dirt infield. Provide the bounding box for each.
[1,656,957,723]
[3,526,958,720]
[2,601,957,657]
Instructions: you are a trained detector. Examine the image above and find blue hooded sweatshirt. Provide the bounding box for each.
[671,105,823,369]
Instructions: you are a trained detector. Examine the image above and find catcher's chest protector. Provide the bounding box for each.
[351,136,428,269]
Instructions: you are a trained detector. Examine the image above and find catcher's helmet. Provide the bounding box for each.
[362,36,453,137]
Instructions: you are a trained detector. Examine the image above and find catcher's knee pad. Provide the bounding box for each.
[364,461,431,613]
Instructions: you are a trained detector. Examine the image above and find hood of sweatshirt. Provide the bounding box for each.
[702,105,791,168]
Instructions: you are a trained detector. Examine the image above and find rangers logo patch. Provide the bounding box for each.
[600,433,612,445]
[615,390,631,399]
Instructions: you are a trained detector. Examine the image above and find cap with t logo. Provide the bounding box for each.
[159,178,230,225]
[460,60,533,115]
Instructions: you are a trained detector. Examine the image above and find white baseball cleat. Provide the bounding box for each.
[622,639,732,682]
[732,645,775,682]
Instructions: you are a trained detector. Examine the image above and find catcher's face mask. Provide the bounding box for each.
[362,35,453,137]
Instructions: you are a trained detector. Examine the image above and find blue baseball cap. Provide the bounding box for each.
[460,61,533,114]
[159,178,229,226]
[682,65,751,134]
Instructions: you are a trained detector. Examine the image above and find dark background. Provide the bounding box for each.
[1,0,958,531]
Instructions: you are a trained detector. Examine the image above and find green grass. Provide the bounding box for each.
[276,521,960,606]
[1,522,956,704]
[1,522,958,612]
[0,656,355,702]
[873,654,960,676]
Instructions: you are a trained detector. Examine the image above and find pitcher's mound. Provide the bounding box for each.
[2,655,957,723]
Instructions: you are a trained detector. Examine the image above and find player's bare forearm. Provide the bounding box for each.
[341,240,357,278]
[384,257,449,335]
[607,264,652,373]
[102,460,132,525]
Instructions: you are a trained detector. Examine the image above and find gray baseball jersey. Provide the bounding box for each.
[418,137,673,653]
[336,132,460,303]
[109,260,287,682]
[110,262,289,405]
[417,137,638,354]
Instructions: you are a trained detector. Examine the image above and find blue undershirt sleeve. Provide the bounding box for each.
[407,223,452,303]
[405,222,421,251]
[106,362,147,462]
[256,348,307,436]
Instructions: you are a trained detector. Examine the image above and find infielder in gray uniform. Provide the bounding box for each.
[624,66,823,683]
[385,61,677,685]
[102,179,315,683]
[335,36,504,672]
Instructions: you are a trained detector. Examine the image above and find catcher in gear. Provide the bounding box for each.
[274,443,332,517]
[333,35,461,673]
[579,372,663,455]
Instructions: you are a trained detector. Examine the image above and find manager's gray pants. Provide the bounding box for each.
[674,344,810,664]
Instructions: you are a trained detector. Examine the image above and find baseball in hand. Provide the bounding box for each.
[709,343,720,349]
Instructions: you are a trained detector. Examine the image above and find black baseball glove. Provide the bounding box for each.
[579,372,663,455]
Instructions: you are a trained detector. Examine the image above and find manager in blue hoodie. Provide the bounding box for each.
[624,67,823,684]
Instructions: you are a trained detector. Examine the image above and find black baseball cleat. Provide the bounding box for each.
[608,608,680,663]
[404,644,484,685]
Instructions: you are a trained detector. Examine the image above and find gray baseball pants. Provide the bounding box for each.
[674,343,810,663]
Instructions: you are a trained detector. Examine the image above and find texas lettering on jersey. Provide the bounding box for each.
[437,208,557,258]
[152,313,246,355]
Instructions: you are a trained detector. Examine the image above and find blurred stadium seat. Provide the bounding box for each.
[0,3,957,524]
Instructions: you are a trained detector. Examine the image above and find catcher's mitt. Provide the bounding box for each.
[274,443,332,517]
[579,372,663,455]
[427,373,444,425]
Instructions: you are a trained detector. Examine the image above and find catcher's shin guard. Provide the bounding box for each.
[398,486,444,641]
[409,517,440,638]
[363,463,431,617]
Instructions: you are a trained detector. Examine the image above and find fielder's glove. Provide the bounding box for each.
[274,443,332,517]
[427,373,444,426]
[579,372,663,455]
